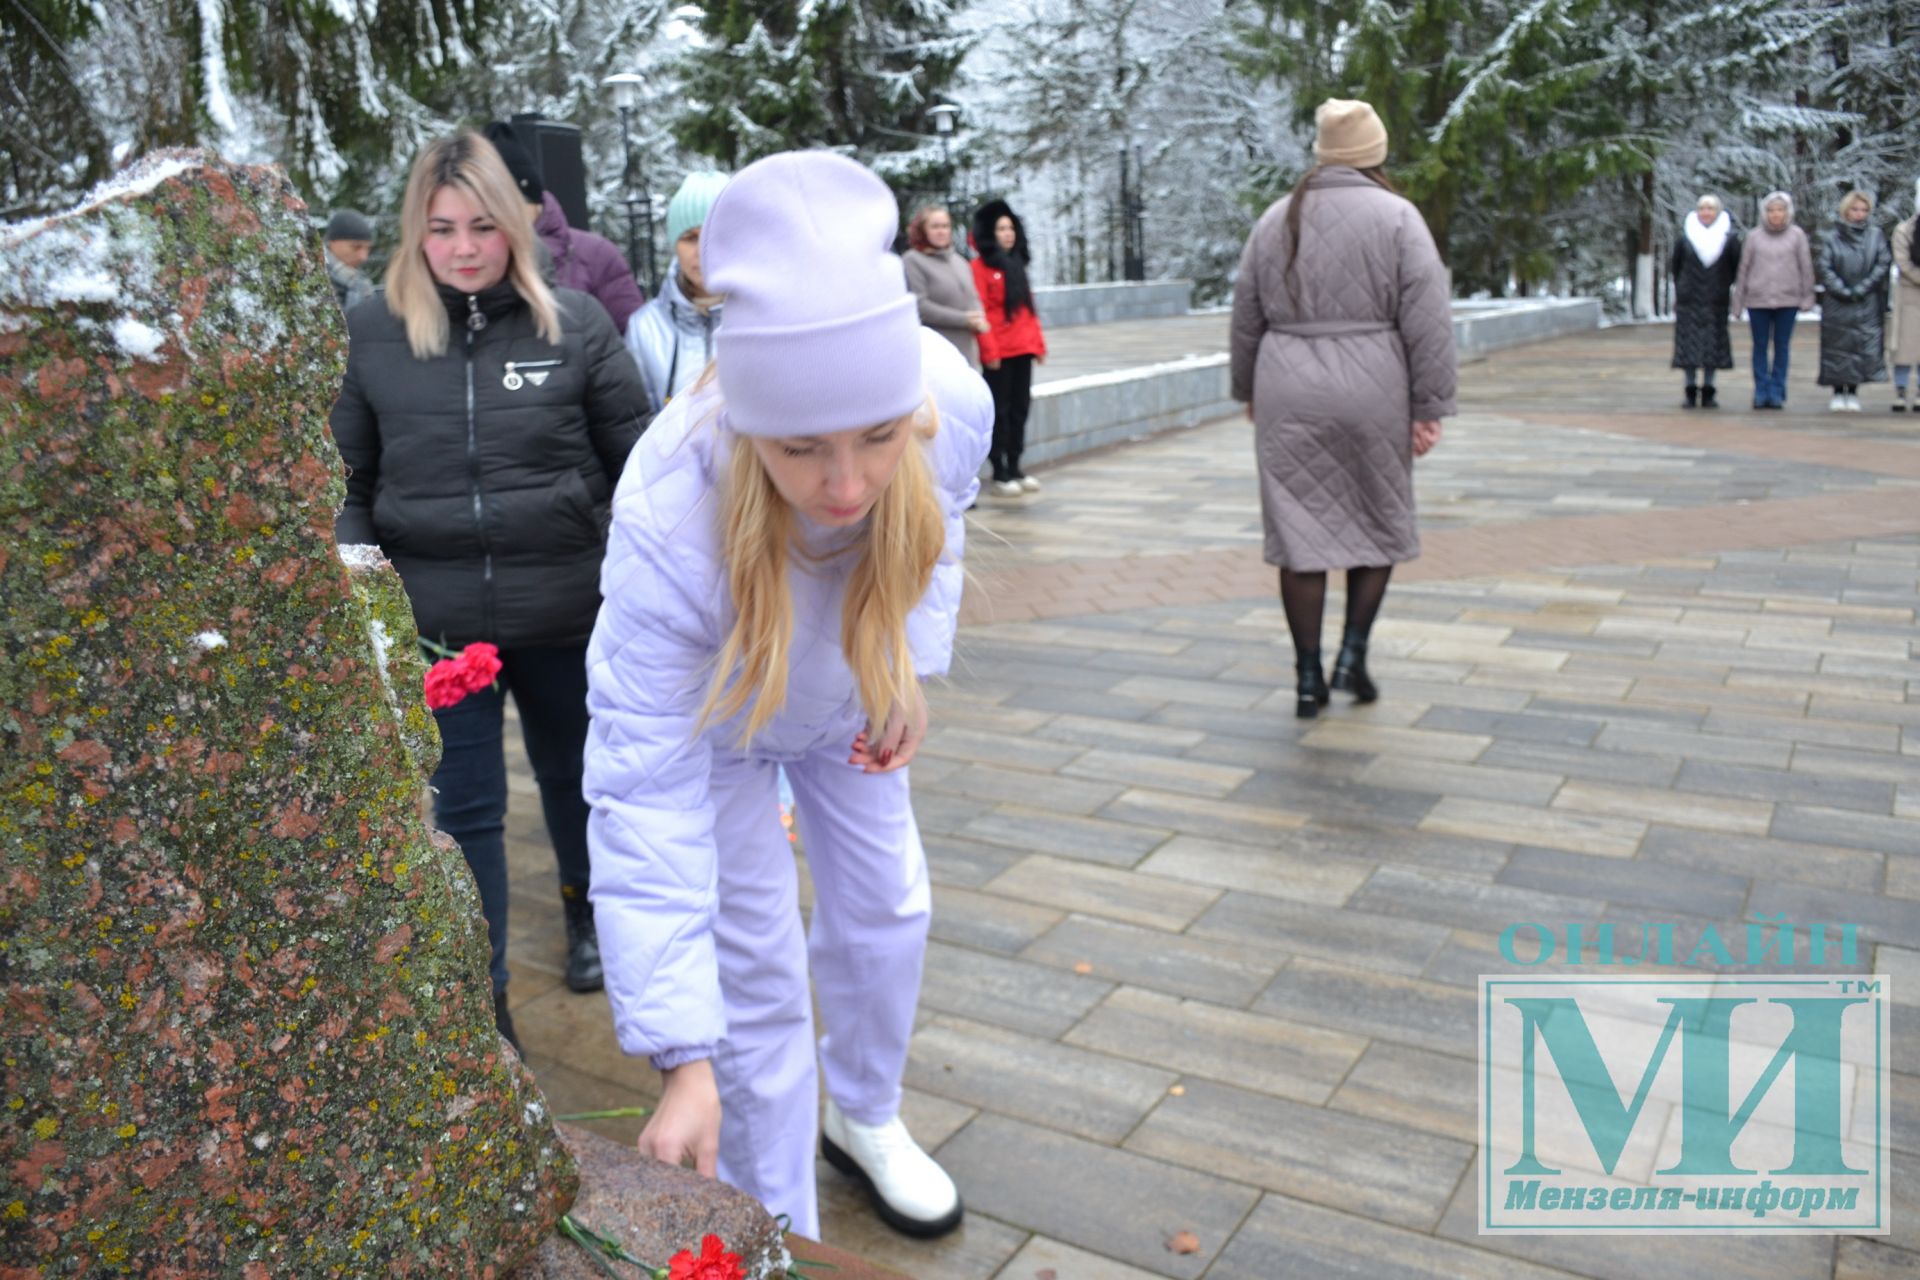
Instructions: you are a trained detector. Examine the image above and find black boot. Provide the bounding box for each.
[1700,384,1718,409]
[1682,385,1698,409]
[493,990,523,1055]
[562,888,604,993]
[1294,650,1330,719]
[1330,638,1379,703]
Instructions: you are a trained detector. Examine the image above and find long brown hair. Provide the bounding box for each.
[1281,164,1397,308]
[386,130,562,359]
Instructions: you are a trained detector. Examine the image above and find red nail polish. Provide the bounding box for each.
[879,750,892,766]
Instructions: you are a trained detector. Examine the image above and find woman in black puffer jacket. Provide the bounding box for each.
[330,130,652,1047]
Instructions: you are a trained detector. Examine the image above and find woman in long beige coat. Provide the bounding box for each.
[1230,99,1456,718]
[1891,181,1920,414]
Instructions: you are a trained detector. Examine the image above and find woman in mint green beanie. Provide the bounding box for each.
[626,171,731,411]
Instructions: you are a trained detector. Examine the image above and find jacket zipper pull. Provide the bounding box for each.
[467,294,487,333]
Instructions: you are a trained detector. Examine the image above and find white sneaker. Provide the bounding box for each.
[1829,393,1847,412]
[1846,393,1863,412]
[990,479,1024,497]
[1017,475,1042,493]
[821,1099,963,1237]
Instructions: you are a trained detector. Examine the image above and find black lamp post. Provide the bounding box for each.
[1120,134,1147,282]
[930,102,959,230]
[601,72,656,291]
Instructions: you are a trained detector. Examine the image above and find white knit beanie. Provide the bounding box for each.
[699,151,922,437]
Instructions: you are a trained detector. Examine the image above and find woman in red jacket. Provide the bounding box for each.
[970,200,1047,496]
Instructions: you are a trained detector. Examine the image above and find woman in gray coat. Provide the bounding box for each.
[903,204,988,369]
[1817,190,1892,412]
[1231,99,1456,718]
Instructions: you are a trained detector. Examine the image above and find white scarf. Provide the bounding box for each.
[1684,210,1731,267]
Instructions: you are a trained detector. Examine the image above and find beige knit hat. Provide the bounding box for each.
[1313,98,1389,169]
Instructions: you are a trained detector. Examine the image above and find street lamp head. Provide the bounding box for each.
[929,103,958,136]
[601,72,644,112]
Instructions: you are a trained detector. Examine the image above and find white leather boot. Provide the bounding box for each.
[821,1099,964,1237]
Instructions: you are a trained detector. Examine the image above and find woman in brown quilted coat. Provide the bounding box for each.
[1230,99,1457,718]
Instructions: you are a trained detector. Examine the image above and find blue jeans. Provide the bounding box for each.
[430,644,594,993]
[1749,308,1797,406]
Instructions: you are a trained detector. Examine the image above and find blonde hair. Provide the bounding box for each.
[1840,190,1874,217]
[386,130,562,360]
[696,401,946,745]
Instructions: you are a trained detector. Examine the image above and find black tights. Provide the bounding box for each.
[1280,566,1393,657]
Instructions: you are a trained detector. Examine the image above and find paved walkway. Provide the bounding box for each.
[502,321,1919,1279]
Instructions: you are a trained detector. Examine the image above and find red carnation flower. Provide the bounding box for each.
[422,642,502,710]
[667,1234,743,1280]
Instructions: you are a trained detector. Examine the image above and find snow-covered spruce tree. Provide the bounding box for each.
[672,0,971,195]
[1805,0,1920,220]
[2,0,496,215]
[973,0,1289,300]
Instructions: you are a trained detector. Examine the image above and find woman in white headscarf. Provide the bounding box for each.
[1669,194,1740,408]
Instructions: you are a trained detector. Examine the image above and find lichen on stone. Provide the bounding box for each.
[0,150,575,1276]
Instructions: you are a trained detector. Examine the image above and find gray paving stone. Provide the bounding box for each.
[907,1014,1176,1143]
[1207,1194,1578,1280]
[1097,788,1313,847]
[915,788,995,836]
[1703,708,1903,752]
[1417,706,1606,747]
[1638,825,1885,893]
[1352,864,1612,936]
[1528,696,1706,729]
[999,683,1164,720]
[1496,846,1750,919]
[921,762,1127,815]
[1329,1042,1481,1144]
[923,831,1026,888]
[815,1166,1026,1280]
[1676,759,1899,813]
[1134,834,1372,906]
[1083,647,1242,679]
[1254,957,1480,1057]
[1592,722,1793,768]
[991,1236,1165,1280]
[1064,986,1366,1103]
[1773,803,1920,856]
[1286,820,1516,877]
[1061,746,1255,798]
[935,1112,1259,1279]
[1357,755,1567,806]
[1188,889,1453,977]
[953,654,1135,692]
[1745,878,1920,950]
[1792,744,1920,787]
[1034,711,1208,752]
[984,854,1222,930]
[1111,673,1274,709]
[921,725,1088,770]
[917,940,1113,1038]
[1022,914,1281,1004]
[1226,768,1443,827]
[958,804,1174,868]
[1480,740,1682,787]
[1123,1078,1473,1230]
[1146,702,1311,742]
[1835,1238,1920,1280]
[929,884,1064,955]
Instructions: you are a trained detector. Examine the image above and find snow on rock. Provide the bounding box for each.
[111,316,167,360]
[193,631,228,651]
[336,544,389,571]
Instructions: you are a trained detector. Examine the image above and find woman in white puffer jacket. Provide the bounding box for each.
[582,151,991,1242]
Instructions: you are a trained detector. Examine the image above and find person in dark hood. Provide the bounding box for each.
[970,199,1047,496]
[483,122,648,335]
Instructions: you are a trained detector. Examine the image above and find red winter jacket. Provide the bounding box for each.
[970,257,1047,364]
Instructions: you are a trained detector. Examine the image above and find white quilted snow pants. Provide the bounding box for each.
[705,746,931,1239]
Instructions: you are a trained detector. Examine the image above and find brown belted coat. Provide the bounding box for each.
[1230,167,1457,570]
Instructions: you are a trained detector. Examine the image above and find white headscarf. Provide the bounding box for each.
[1684,208,1732,267]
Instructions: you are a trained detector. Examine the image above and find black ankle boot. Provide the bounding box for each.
[493,990,523,1055]
[1701,384,1718,409]
[1295,650,1330,719]
[562,889,604,993]
[1683,385,1698,409]
[1330,639,1378,703]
